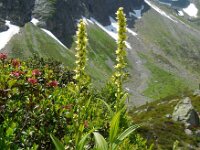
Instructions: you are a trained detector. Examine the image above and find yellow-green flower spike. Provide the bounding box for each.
[74,19,89,92]
[112,7,127,108]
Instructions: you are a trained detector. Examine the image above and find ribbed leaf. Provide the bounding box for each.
[98,98,113,116]
[109,111,121,143]
[77,129,96,150]
[50,134,65,150]
[119,93,128,105]
[93,132,108,150]
[117,124,139,142]
[112,124,140,149]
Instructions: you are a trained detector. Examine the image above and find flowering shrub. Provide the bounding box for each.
[0,55,114,149]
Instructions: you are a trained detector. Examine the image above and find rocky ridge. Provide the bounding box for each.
[0,0,144,46]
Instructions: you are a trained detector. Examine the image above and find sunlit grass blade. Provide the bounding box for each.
[93,132,108,150]
[77,128,96,150]
[109,111,121,143]
[98,98,114,116]
[50,134,65,150]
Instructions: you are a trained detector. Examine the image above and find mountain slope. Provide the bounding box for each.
[2,22,118,86]
[1,0,200,108]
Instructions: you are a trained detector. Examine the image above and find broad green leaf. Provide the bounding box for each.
[93,132,108,150]
[8,79,17,88]
[50,134,65,150]
[31,143,39,150]
[6,122,16,137]
[109,111,121,143]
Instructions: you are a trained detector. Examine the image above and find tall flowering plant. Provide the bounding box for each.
[73,19,90,93]
[112,7,128,110]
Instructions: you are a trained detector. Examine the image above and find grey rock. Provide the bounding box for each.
[0,19,8,32]
[193,89,200,97]
[165,114,172,118]
[0,0,35,26]
[184,129,193,136]
[195,130,200,137]
[172,97,200,127]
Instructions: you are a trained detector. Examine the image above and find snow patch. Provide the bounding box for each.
[31,18,39,26]
[183,3,198,18]
[82,17,94,25]
[129,5,144,19]
[127,28,138,36]
[90,17,137,49]
[0,21,20,50]
[41,29,67,49]
[144,0,177,23]
[178,11,184,16]
[31,18,67,49]
[82,17,89,25]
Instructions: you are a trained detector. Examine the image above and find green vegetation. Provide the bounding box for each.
[0,8,153,150]
[130,95,200,149]
[135,9,200,75]
[6,23,75,67]
[139,53,189,100]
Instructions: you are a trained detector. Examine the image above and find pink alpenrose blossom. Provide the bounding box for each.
[10,71,24,78]
[47,80,59,87]
[0,53,7,60]
[12,59,20,68]
[28,78,38,85]
[32,69,42,76]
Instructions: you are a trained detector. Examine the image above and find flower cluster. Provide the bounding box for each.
[10,71,24,78]
[47,80,59,87]
[0,53,7,60]
[28,78,38,85]
[0,53,59,87]
[12,59,20,68]
[32,69,42,76]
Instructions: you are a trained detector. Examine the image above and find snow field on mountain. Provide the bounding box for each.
[89,17,138,49]
[0,21,20,50]
[183,3,198,18]
[144,0,177,23]
[31,18,67,49]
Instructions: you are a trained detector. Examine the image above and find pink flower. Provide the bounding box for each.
[47,80,59,87]
[32,69,42,76]
[0,53,7,60]
[12,59,20,68]
[10,71,24,78]
[28,78,38,85]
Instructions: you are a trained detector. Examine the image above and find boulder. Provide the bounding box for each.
[195,130,200,137]
[184,129,193,136]
[165,114,172,119]
[193,89,200,97]
[172,97,200,127]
